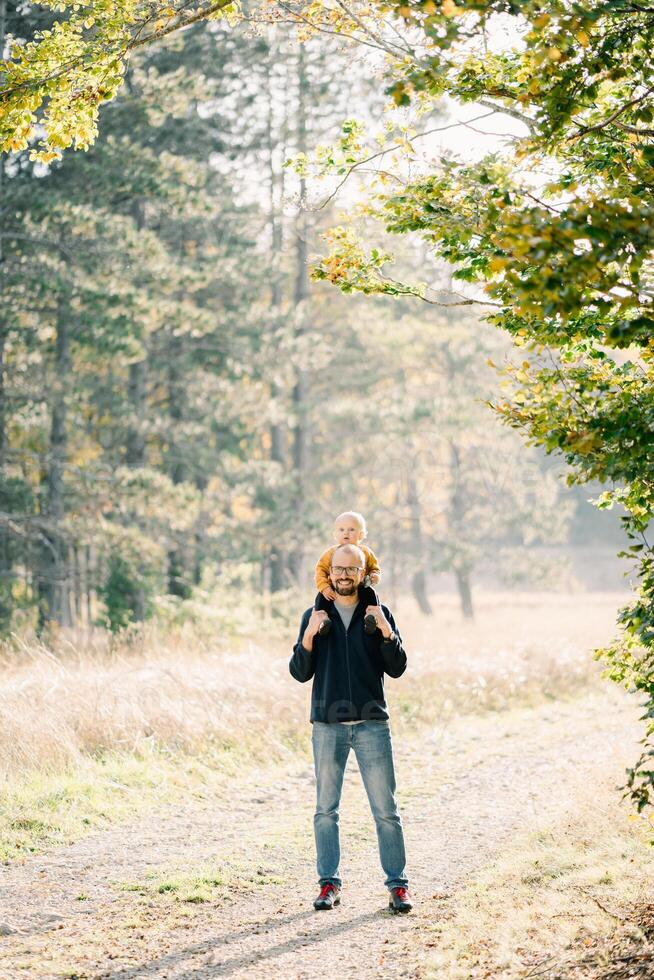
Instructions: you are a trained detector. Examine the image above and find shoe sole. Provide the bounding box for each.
[388,903,412,914]
[314,897,340,910]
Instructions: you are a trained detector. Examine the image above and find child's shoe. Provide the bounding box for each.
[318,618,332,636]
[364,614,377,634]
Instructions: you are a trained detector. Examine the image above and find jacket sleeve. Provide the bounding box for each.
[379,606,407,678]
[315,547,334,592]
[289,608,316,683]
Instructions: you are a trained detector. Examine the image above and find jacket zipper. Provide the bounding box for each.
[344,621,353,714]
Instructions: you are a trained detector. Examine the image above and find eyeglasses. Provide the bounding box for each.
[331,565,364,576]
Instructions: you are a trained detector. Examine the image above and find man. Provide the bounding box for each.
[289,543,412,914]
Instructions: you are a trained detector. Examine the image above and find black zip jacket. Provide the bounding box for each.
[289,587,407,723]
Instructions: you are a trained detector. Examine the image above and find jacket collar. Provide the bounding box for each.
[329,586,366,623]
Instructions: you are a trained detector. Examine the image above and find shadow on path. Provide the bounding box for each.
[100,907,399,978]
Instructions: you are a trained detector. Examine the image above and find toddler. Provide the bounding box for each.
[314,511,382,636]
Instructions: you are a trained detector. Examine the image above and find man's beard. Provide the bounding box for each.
[335,580,357,596]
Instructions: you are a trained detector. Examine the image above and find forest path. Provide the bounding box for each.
[0,686,641,979]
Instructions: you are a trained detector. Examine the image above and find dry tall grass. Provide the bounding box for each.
[0,591,627,785]
[424,751,654,979]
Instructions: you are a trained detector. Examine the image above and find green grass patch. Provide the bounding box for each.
[0,739,304,863]
[122,860,287,905]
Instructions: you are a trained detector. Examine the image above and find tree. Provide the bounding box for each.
[302,280,573,619]
[2,15,269,630]
[289,0,654,816]
[1,13,400,630]
[0,0,239,159]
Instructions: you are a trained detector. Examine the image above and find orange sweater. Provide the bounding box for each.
[315,544,381,593]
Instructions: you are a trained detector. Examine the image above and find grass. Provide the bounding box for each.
[0,590,630,860]
[423,766,654,979]
[0,738,311,862]
[121,861,288,905]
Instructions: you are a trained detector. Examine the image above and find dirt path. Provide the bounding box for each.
[0,686,642,979]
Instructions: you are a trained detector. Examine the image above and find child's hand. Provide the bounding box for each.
[322,587,337,601]
[369,572,381,586]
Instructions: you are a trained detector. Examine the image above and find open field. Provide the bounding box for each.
[1,590,650,979]
[0,591,629,854]
[0,590,627,776]
[0,684,647,978]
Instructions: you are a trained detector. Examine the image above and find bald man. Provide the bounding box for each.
[289,543,412,914]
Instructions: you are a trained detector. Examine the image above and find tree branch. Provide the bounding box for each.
[0,0,234,99]
[332,0,413,59]
[374,273,503,307]
[568,85,654,139]
[616,120,654,137]
[476,98,536,134]
[309,111,498,210]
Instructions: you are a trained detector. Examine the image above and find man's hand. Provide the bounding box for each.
[322,586,337,601]
[365,605,392,639]
[302,609,329,651]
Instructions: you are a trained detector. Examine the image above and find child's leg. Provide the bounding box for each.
[362,584,380,606]
[314,591,332,635]
[362,584,381,633]
[315,591,330,612]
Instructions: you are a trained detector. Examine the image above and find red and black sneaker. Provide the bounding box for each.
[388,886,413,913]
[313,883,341,910]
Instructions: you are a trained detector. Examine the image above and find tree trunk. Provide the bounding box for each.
[454,566,474,620]
[126,360,146,468]
[193,474,209,586]
[86,543,94,626]
[289,44,311,585]
[0,4,12,632]
[448,440,473,619]
[0,324,11,633]
[38,287,73,629]
[124,197,148,619]
[407,472,433,615]
[266,55,288,593]
[166,338,191,599]
[126,198,147,470]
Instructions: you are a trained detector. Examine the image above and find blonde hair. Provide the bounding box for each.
[334,511,367,539]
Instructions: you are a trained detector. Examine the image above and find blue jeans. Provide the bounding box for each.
[311,719,409,890]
